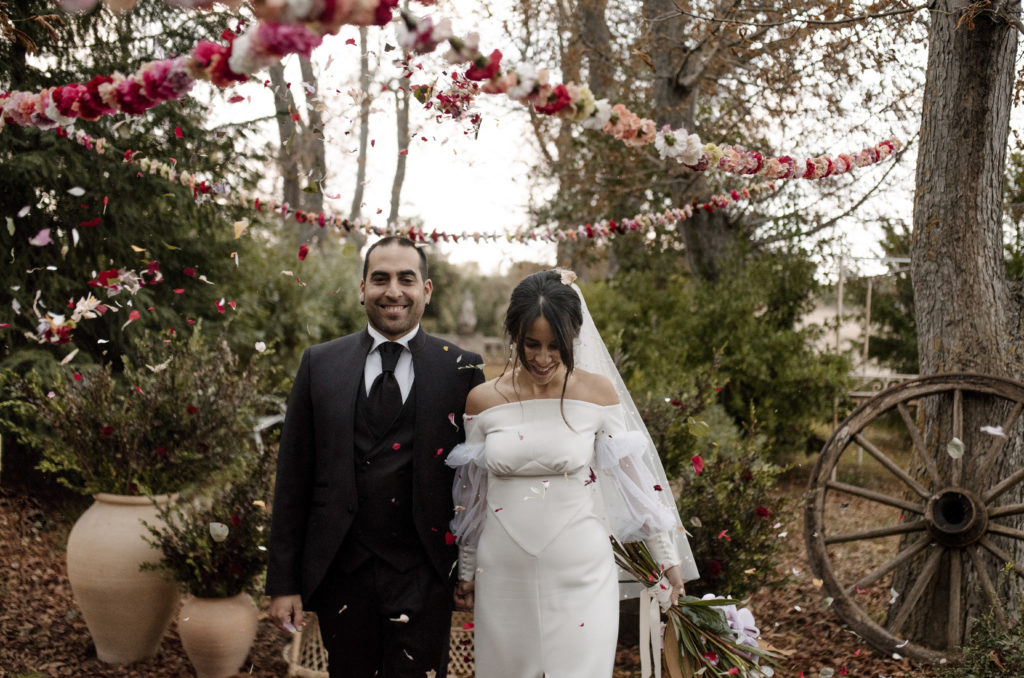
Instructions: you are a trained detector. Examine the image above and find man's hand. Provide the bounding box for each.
[453,580,474,612]
[269,594,305,632]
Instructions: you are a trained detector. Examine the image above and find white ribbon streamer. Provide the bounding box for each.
[639,587,664,678]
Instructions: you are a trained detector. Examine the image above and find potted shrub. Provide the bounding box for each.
[143,447,274,678]
[1,325,276,664]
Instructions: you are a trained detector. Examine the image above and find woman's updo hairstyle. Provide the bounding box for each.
[504,269,583,375]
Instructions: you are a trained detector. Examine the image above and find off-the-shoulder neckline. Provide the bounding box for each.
[467,398,619,418]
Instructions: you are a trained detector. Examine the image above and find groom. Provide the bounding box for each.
[267,236,485,678]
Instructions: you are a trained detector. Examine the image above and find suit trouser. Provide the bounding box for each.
[311,553,453,678]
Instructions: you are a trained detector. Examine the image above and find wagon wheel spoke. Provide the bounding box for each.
[967,545,1007,628]
[846,533,933,594]
[853,433,931,499]
[978,536,1024,581]
[826,480,926,514]
[897,402,943,488]
[887,545,944,634]
[947,549,963,650]
[824,519,928,545]
[987,503,1024,520]
[951,389,964,487]
[975,401,1023,481]
[984,523,1024,541]
[982,465,1024,503]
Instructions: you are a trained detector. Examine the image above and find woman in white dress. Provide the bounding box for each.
[447,270,699,678]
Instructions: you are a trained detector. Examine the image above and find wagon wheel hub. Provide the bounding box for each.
[925,487,988,548]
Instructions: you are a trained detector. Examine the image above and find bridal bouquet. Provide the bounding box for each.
[613,539,780,677]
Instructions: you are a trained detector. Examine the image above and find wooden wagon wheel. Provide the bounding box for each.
[805,373,1024,663]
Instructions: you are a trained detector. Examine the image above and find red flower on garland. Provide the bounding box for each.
[374,0,400,26]
[755,505,771,519]
[465,50,502,81]
[535,84,571,115]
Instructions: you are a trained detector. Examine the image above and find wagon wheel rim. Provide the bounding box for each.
[804,372,1024,663]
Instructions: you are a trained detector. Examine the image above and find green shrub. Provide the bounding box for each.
[143,443,275,599]
[671,405,789,599]
[936,606,1024,677]
[1,325,277,496]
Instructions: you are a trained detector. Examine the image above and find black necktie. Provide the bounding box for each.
[368,342,404,431]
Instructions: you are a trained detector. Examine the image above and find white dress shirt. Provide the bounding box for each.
[363,325,418,402]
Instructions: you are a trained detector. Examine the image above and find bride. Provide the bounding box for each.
[447,269,699,677]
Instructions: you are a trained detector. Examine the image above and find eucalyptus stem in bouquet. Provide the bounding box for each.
[612,537,780,677]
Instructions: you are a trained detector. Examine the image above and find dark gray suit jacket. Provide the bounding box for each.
[265,328,485,601]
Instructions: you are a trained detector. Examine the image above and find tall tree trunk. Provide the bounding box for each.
[298,56,325,246]
[643,0,740,281]
[268,62,301,229]
[577,0,614,95]
[350,26,372,222]
[388,78,410,225]
[894,0,1024,647]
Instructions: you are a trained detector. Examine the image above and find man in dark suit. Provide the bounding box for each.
[267,236,485,678]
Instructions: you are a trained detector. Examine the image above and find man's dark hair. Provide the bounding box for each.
[362,236,428,281]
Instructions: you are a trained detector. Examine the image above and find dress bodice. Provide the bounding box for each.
[470,398,612,477]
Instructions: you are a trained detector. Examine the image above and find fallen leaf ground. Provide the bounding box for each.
[1,465,942,678]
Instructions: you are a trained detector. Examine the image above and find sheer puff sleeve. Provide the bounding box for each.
[595,408,682,573]
[446,414,486,582]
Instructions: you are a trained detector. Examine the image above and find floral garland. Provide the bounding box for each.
[54,121,778,245]
[0,0,403,133]
[396,11,903,180]
[8,123,774,346]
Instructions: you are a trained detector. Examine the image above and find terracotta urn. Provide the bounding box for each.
[178,592,259,678]
[66,493,179,664]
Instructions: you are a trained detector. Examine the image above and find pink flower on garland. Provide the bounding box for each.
[191,34,248,88]
[465,49,502,81]
[257,22,324,59]
[140,56,195,102]
[115,78,156,116]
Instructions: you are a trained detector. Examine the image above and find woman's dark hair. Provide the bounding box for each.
[503,270,583,398]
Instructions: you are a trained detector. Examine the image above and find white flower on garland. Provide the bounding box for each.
[506,63,539,100]
[580,99,612,130]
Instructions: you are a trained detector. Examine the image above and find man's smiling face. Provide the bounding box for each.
[360,242,433,340]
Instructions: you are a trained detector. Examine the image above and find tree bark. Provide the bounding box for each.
[350,26,372,222]
[298,56,325,246]
[896,0,1024,647]
[388,77,410,225]
[643,0,741,281]
[268,62,301,225]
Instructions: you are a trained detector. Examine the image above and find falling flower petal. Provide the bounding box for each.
[67,186,86,197]
[691,455,705,475]
[298,244,310,260]
[980,425,1006,438]
[209,522,229,542]
[17,205,31,217]
[947,437,965,459]
[448,412,459,431]
[255,341,267,353]
[29,228,52,246]
[389,613,410,623]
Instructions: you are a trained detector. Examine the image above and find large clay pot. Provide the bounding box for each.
[178,593,259,678]
[66,493,179,664]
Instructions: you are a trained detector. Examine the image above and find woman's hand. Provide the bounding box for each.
[664,565,685,608]
[454,580,475,611]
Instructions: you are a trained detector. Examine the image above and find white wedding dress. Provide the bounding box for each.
[448,398,698,678]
